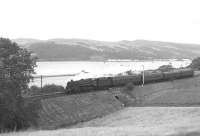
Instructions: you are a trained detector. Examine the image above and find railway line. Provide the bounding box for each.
[66,68,194,94]
[24,68,197,100]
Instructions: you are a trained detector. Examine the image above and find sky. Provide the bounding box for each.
[1,0,200,43]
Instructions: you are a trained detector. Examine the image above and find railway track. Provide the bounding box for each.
[24,70,200,101]
[23,92,65,100]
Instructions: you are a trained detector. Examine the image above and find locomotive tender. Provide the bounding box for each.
[66,68,194,94]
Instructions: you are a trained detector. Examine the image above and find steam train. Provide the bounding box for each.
[66,68,194,94]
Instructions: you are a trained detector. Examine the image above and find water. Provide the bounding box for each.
[30,59,191,87]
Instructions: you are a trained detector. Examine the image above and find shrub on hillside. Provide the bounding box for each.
[123,82,135,97]
[157,64,174,72]
[30,85,40,92]
[18,99,41,129]
[41,84,65,93]
[124,82,135,91]
[125,70,134,75]
[25,85,41,96]
[189,57,200,69]
[116,70,136,77]
[121,82,139,105]
[28,84,65,95]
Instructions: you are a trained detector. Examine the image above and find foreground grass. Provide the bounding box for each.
[4,76,200,135]
[2,128,200,136]
[2,127,200,136]
[2,107,200,136]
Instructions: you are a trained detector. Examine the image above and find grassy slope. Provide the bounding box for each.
[75,107,200,131]
[4,74,200,135]
[108,74,200,106]
[37,91,124,129]
[135,76,200,106]
[3,107,200,136]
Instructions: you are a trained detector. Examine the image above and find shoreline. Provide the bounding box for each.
[36,58,191,62]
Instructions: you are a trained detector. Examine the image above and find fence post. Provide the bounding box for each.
[41,75,43,89]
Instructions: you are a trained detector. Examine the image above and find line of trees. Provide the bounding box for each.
[0,38,40,132]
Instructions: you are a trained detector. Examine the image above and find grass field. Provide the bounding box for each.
[24,74,200,131]
[37,91,124,129]
[127,75,200,106]
[3,74,200,135]
[2,107,200,136]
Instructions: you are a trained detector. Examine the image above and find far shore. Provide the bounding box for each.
[36,58,190,62]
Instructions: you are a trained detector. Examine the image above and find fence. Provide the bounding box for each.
[31,74,76,88]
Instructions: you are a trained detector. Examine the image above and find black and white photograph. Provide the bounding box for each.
[1,0,200,135]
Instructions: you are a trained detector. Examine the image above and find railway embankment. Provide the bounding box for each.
[35,71,200,130]
[37,90,124,129]
[132,75,200,106]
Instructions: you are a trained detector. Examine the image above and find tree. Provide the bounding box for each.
[0,38,39,131]
[157,64,174,72]
[189,57,200,69]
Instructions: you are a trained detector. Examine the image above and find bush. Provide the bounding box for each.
[157,64,174,72]
[125,70,133,75]
[122,82,139,105]
[117,70,135,76]
[123,82,135,94]
[30,85,41,92]
[22,99,42,128]
[29,84,65,95]
[41,84,65,94]
[189,57,200,69]
[25,85,41,96]
[0,87,41,131]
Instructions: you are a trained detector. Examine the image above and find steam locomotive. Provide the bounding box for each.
[66,68,194,94]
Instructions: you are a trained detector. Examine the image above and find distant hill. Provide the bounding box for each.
[12,39,200,61]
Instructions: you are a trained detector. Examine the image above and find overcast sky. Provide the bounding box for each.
[1,0,200,43]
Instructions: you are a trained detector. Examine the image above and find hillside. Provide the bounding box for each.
[3,74,200,135]
[3,107,200,136]
[12,39,200,61]
[37,91,124,129]
[29,73,200,130]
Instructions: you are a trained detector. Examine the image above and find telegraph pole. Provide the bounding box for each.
[41,75,43,89]
[142,65,144,87]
